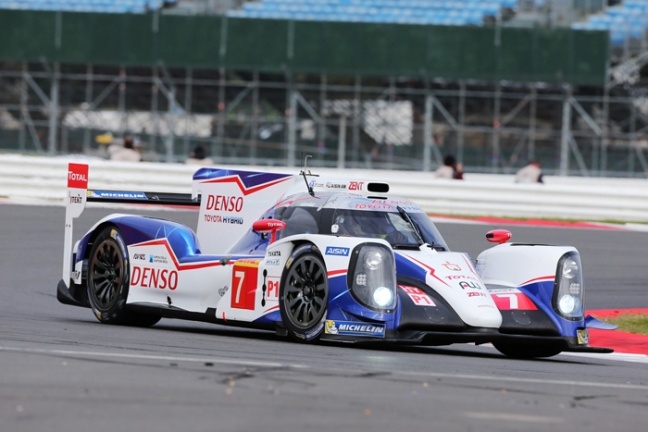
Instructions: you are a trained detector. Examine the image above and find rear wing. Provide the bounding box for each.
[62,163,200,287]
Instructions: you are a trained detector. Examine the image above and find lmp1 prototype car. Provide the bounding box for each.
[58,163,615,358]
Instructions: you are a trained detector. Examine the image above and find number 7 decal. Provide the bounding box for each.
[231,260,261,310]
[491,292,538,311]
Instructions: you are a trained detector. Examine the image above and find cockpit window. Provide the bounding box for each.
[331,209,448,249]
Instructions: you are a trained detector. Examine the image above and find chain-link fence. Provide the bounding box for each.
[1,62,648,176]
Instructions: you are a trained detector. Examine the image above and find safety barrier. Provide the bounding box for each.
[1,154,647,222]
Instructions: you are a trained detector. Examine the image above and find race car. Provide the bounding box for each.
[57,162,615,358]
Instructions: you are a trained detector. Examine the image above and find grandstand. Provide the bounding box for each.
[1,0,648,176]
[0,0,177,14]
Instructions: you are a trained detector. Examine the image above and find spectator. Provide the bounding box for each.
[185,144,214,166]
[435,154,464,180]
[110,134,141,162]
[515,160,544,184]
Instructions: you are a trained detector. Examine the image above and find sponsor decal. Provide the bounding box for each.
[442,261,462,271]
[325,246,350,256]
[265,259,280,266]
[68,192,84,204]
[577,328,589,345]
[325,182,347,189]
[203,214,245,224]
[467,291,487,298]
[131,266,178,290]
[90,190,147,200]
[445,275,478,281]
[348,181,364,191]
[399,285,436,306]
[133,253,146,261]
[267,251,281,257]
[67,163,88,189]
[148,255,168,264]
[458,281,481,290]
[324,320,385,338]
[205,194,244,212]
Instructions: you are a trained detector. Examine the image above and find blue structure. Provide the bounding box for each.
[0,0,177,14]
[226,0,518,26]
[571,0,648,46]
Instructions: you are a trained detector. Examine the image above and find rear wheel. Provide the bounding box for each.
[279,245,329,342]
[87,226,160,327]
[493,341,563,359]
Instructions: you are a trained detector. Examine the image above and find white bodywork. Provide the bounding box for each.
[476,243,574,289]
[397,249,502,328]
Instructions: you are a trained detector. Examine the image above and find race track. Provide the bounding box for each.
[1,204,648,432]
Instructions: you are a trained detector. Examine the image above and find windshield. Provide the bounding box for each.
[330,209,448,250]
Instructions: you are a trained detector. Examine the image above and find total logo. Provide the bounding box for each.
[442,261,462,271]
[67,163,89,188]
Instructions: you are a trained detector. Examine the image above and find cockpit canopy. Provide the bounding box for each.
[230,192,448,254]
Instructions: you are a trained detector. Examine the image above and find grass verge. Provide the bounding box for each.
[602,314,648,336]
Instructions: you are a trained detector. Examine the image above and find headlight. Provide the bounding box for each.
[373,286,394,308]
[348,243,397,311]
[553,252,584,319]
[562,258,579,280]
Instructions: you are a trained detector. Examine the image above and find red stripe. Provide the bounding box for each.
[404,255,451,288]
[202,175,290,196]
[520,275,555,286]
[130,238,225,271]
[327,269,347,277]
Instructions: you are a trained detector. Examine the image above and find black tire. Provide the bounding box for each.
[279,244,329,342]
[87,226,161,327]
[493,341,563,359]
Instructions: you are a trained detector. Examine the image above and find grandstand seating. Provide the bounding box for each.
[571,0,648,46]
[226,0,518,26]
[0,0,176,14]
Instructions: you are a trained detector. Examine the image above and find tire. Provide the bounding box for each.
[87,226,161,327]
[279,244,329,342]
[493,341,563,359]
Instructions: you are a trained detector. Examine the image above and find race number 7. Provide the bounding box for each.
[495,293,519,309]
[233,271,245,304]
[231,264,258,310]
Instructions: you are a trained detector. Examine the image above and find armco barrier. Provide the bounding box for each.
[1,154,648,222]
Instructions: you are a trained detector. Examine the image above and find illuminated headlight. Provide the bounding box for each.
[348,244,397,311]
[373,286,394,308]
[553,252,585,319]
[558,294,577,314]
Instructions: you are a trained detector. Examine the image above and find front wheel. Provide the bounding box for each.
[492,341,563,359]
[87,226,160,327]
[279,244,329,342]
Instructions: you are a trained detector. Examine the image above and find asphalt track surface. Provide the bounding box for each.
[2,204,648,432]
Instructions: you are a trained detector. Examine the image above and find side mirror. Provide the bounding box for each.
[252,219,286,243]
[485,229,511,244]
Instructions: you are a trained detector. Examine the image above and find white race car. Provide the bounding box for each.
[57,163,615,358]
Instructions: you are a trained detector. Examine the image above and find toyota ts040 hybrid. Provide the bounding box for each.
[58,163,615,358]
